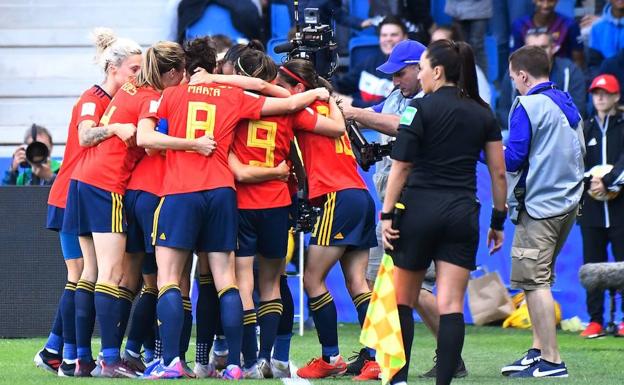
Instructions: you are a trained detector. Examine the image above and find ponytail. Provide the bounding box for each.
[135,41,185,91]
[426,40,488,109]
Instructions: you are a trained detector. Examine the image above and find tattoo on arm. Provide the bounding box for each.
[80,126,111,146]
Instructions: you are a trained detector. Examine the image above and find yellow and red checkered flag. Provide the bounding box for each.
[359,252,405,385]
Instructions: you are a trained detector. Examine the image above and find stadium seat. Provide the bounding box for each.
[267,38,289,65]
[431,0,453,26]
[349,0,375,36]
[271,3,292,39]
[348,35,380,71]
[555,0,576,19]
[484,35,498,83]
[185,4,245,42]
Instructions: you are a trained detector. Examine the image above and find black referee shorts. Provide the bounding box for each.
[392,189,480,271]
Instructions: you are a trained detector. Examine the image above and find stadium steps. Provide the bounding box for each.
[0,0,168,157]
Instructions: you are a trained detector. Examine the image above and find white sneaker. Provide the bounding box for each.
[243,363,264,379]
[193,362,217,378]
[271,358,291,378]
[257,358,273,378]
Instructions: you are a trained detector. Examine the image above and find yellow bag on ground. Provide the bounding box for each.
[503,293,562,329]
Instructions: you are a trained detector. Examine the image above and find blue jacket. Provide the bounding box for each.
[590,3,624,59]
[497,57,586,129]
[599,49,624,104]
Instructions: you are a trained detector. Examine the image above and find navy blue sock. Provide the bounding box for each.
[157,284,183,366]
[273,276,293,362]
[437,313,464,385]
[242,309,258,369]
[308,291,339,361]
[353,292,375,357]
[180,296,193,361]
[45,300,63,354]
[75,280,96,360]
[117,286,134,347]
[391,305,414,384]
[196,275,219,365]
[61,282,77,360]
[144,321,156,363]
[219,286,244,367]
[258,299,283,360]
[94,283,121,364]
[154,321,162,361]
[125,286,158,355]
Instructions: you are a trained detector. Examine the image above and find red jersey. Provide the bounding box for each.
[295,101,366,199]
[126,153,165,196]
[232,107,318,209]
[157,83,266,195]
[72,83,160,194]
[48,85,112,208]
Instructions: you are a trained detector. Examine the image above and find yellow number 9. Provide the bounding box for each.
[247,120,278,167]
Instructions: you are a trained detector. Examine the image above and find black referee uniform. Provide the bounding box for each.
[391,86,501,271]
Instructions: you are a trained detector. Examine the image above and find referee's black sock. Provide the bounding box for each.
[391,305,414,385]
[436,313,464,385]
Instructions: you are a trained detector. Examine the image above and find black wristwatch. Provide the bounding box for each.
[379,211,393,221]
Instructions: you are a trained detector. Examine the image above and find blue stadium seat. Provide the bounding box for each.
[431,0,452,26]
[185,4,245,42]
[271,3,292,39]
[350,0,375,36]
[484,34,498,83]
[348,35,380,70]
[267,38,289,65]
[555,0,576,19]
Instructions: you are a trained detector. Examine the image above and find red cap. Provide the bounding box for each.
[589,74,620,94]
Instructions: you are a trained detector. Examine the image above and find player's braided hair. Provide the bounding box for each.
[91,27,142,74]
[135,41,185,91]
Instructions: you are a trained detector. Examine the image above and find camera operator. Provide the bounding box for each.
[2,124,59,186]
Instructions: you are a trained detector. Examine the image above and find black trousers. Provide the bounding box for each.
[580,226,624,324]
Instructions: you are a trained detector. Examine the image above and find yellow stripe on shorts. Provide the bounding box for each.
[151,197,165,245]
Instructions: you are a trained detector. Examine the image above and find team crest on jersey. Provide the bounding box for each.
[400,106,417,125]
[80,102,96,117]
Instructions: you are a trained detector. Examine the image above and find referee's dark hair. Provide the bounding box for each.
[426,39,488,109]
[184,36,217,74]
[509,45,551,79]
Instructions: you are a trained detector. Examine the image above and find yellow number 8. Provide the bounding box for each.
[186,102,216,139]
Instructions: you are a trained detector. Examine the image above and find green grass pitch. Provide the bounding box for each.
[1,323,622,384]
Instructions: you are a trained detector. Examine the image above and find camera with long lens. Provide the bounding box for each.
[273,7,338,78]
[20,124,49,168]
[346,119,393,172]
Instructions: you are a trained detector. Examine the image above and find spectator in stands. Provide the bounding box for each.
[177,0,264,44]
[577,74,624,339]
[600,48,624,105]
[397,0,434,45]
[2,124,59,186]
[430,24,491,106]
[589,0,624,62]
[334,16,407,108]
[444,0,492,78]
[497,29,586,129]
[511,0,584,68]
[490,0,535,83]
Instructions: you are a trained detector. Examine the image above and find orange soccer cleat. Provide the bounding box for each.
[353,360,381,381]
[297,356,347,379]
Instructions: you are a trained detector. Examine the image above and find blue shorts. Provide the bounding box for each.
[153,188,237,252]
[310,188,377,250]
[125,189,160,254]
[63,180,127,236]
[142,252,157,275]
[46,205,64,231]
[236,206,290,259]
[59,232,82,260]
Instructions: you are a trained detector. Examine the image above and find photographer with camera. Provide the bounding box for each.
[3,124,59,186]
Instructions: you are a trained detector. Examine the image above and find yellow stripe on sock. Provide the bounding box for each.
[353,292,372,308]
[158,284,180,298]
[95,283,119,298]
[141,286,158,296]
[76,280,95,292]
[258,305,284,317]
[65,282,77,291]
[217,285,238,298]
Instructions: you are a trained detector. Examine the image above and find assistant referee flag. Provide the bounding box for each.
[360,253,406,384]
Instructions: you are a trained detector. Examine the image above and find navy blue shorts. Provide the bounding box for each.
[46,205,64,231]
[236,206,290,259]
[125,189,160,254]
[153,188,237,252]
[310,188,377,250]
[63,180,127,236]
[59,232,82,260]
[142,252,157,275]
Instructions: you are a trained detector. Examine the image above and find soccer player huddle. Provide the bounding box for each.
[35,28,378,380]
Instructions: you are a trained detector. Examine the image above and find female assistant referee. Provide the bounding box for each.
[381,40,507,385]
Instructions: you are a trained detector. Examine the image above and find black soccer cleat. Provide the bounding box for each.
[34,348,62,374]
[346,348,372,375]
